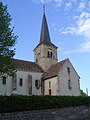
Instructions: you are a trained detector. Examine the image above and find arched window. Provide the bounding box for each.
[68,79,71,90]
[78,79,80,89]
[19,78,23,86]
[67,67,70,73]
[2,76,6,85]
[49,81,51,88]
[47,51,49,58]
[35,79,40,89]
[36,58,38,63]
[47,51,53,58]
[51,52,53,58]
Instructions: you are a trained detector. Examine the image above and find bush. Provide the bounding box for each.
[0,95,90,113]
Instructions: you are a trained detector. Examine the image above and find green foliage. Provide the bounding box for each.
[0,1,17,76]
[0,96,90,113]
[80,90,87,96]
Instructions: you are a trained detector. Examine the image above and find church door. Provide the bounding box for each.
[49,89,51,95]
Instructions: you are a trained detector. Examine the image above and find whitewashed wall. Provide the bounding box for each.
[44,76,58,95]
[0,76,12,96]
[0,70,43,96]
[58,59,80,96]
[16,71,43,95]
[0,59,80,96]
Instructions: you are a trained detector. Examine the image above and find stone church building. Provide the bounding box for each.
[0,10,80,96]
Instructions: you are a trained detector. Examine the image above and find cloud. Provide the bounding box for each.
[80,42,90,52]
[61,11,90,53]
[64,41,90,54]
[33,0,90,53]
[73,15,79,20]
[64,49,78,55]
[62,12,90,39]
[33,0,90,12]
[64,1,73,11]
[61,26,77,35]
[77,0,86,12]
[54,0,63,7]
[33,0,52,4]
[32,0,63,7]
[40,0,45,4]
[77,12,90,39]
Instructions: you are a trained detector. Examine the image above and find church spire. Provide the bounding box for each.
[34,4,58,70]
[39,5,52,45]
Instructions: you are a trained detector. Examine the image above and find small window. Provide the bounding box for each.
[51,52,53,58]
[2,76,6,84]
[49,81,51,88]
[78,79,80,89]
[19,78,23,86]
[47,51,53,58]
[67,67,70,73]
[36,58,38,63]
[68,79,71,90]
[35,79,40,89]
[47,51,49,58]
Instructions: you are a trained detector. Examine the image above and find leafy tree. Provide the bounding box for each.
[0,1,17,76]
[80,90,87,96]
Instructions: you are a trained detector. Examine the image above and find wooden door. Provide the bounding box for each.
[49,89,51,95]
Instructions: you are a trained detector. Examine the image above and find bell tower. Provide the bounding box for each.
[34,5,58,71]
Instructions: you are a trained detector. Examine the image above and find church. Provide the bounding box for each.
[0,8,80,96]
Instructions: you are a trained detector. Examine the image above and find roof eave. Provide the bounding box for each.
[43,75,57,80]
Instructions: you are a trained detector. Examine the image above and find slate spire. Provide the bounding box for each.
[39,5,52,45]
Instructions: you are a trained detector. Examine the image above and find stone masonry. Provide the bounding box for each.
[0,106,90,120]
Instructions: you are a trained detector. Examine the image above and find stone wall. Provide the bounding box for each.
[0,106,90,120]
[34,44,58,71]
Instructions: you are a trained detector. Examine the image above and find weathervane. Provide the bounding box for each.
[43,0,45,14]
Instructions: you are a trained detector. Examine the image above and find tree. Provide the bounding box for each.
[0,1,17,76]
[80,90,87,96]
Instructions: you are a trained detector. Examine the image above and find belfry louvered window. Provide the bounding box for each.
[47,51,53,58]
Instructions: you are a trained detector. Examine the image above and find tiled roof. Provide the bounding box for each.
[40,13,51,45]
[12,59,43,73]
[42,59,67,80]
[12,59,67,78]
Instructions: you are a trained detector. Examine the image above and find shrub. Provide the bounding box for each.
[0,95,90,113]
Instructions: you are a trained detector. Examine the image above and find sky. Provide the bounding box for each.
[1,0,90,95]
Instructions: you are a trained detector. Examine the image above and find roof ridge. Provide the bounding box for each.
[12,59,43,73]
[13,58,34,63]
[42,59,67,80]
[34,62,44,72]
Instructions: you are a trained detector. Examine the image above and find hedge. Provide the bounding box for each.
[0,95,90,113]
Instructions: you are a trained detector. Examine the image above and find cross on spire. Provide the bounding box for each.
[43,2,45,14]
[38,1,57,48]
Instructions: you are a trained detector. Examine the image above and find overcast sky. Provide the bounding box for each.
[1,0,90,95]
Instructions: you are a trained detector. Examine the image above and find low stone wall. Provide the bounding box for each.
[0,106,90,120]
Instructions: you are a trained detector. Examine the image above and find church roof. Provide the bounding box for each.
[12,59,43,73]
[42,59,67,80]
[12,58,79,80]
[34,13,57,50]
[40,13,51,45]
[12,59,66,76]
